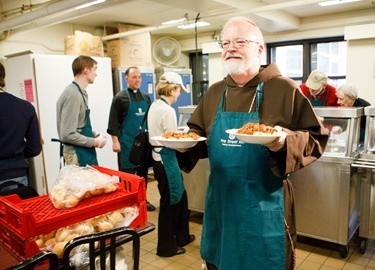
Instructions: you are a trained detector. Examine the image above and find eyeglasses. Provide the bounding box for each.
[218,38,259,49]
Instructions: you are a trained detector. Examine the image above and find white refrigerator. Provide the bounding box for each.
[4,53,118,195]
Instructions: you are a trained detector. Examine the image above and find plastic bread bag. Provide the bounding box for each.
[90,205,139,232]
[35,230,57,253]
[69,245,128,270]
[68,240,99,269]
[49,165,119,209]
[35,227,77,258]
[36,205,139,264]
[115,205,139,227]
[68,207,136,269]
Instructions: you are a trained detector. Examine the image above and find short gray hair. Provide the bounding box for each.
[336,83,357,99]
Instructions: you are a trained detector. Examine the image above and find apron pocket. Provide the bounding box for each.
[241,208,284,260]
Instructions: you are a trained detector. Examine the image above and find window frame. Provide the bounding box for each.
[266,36,345,83]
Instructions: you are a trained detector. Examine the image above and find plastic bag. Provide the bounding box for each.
[36,204,139,262]
[49,165,119,209]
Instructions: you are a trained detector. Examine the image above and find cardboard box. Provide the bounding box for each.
[64,31,104,57]
[106,32,152,67]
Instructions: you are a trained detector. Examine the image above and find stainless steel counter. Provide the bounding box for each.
[352,156,375,253]
[178,106,208,213]
[182,159,210,213]
[351,107,375,253]
[291,107,363,258]
[291,156,361,258]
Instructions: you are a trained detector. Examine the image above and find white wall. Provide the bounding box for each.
[346,37,375,104]
[344,24,375,104]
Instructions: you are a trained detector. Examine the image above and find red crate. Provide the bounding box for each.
[0,166,147,240]
[0,225,40,261]
[0,202,149,261]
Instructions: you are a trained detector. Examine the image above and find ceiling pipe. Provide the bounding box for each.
[8,0,127,35]
[0,0,99,32]
[101,23,185,41]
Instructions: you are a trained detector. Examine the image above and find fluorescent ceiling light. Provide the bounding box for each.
[319,0,361,7]
[177,21,210,29]
[75,0,106,10]
[162,18,186,25]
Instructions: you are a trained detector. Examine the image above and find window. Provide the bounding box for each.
[310,41,347,87]
[269,44,303,80]
[189,52,209,104]
[267,37,346,87]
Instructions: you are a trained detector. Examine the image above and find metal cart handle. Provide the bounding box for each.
[352,163,375,169]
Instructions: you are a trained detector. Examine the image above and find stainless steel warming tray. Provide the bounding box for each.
[291,107,363,258]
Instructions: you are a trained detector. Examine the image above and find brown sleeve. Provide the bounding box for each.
[265,84,329,177]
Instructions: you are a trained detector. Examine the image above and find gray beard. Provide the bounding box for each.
[222,59,248,75]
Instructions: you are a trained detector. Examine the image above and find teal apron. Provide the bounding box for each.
[156,97,185,205]
[72,82,98,166]
[119,89,148,170]
[158,147,185,205]
[201,83,285,269]
[309,90,328,106]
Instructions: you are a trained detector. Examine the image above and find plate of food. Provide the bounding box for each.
[151,131,206,149]
[226,123,281,145]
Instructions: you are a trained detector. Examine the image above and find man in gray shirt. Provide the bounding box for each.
[56,55,106,166]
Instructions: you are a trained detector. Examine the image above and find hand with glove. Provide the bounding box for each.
[95,133,107,148]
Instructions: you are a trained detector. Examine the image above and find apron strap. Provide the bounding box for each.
[72,81,88,109]
[222,83,264,113]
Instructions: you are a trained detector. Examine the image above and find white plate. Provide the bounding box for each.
[151,136,207,149]
[225,129,280,145]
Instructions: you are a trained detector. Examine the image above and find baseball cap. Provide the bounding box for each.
[159,72,189,93]
[306,70,328,90]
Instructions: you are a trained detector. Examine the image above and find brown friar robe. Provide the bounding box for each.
[187,63,328,270]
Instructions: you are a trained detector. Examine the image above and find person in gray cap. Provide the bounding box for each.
[148,71,195,257]
[300,70,338,106]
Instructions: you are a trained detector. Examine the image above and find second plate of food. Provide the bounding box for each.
[225,129,280,145]
[151,136,207,149]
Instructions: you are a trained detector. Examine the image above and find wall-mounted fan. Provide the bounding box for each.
[152,37,181,66]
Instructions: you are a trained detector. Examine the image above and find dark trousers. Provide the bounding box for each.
[153,160,191,257]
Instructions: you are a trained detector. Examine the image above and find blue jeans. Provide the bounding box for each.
[0,175,28,192]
